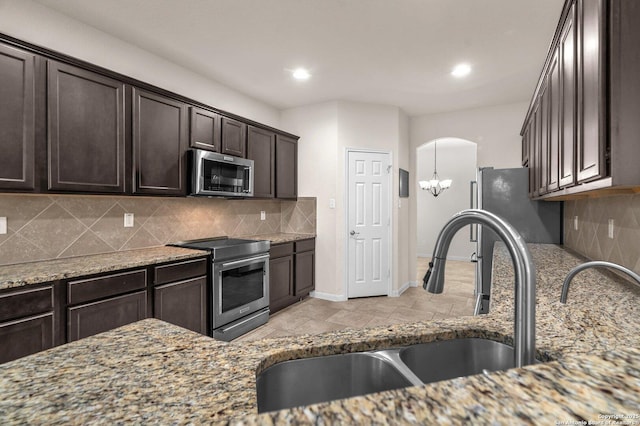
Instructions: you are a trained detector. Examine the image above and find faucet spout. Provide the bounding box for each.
[424,209,536,367]
[560,260,640,303]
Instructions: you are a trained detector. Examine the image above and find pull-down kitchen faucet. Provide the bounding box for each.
[560,260,640,303]
[423,209,537,367]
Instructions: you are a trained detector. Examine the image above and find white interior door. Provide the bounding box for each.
[347,150,391,298]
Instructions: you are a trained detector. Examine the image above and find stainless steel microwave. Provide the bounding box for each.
[190,149,254,197]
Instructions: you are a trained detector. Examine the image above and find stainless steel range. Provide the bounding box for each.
[170,237,270,341]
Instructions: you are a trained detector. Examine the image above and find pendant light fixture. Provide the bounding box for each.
[419,139,452,197]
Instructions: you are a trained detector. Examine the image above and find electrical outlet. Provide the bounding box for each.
[608,219,614,239]
[573,216,578,231]
[124,213,134,228]
[0,217,6,235]
[260,211,266,221]
[398,199,402,209]
[329,198,336,209]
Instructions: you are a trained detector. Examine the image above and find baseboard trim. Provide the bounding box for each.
[418,254,470,262]
[390,281,415,297]
[309,291,348,302]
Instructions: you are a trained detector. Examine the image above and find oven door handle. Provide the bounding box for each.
[220,253,270,270]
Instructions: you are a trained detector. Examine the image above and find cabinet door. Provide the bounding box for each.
[530,104,540,197]
[547,49,561,192]
[537,78,550,195]
[220,116,247,157]
[133,88,188,195]
[577,0,607,183]
[154,277,207,335]
[276,135,298,199]
[190,107,220,152]
[0,44,36,191]
[247,126,275,198]
[0,313,53,364]
[269,255,294,314]
[294,250,315,297]
[67,291,147,342]
[47,61,125,193]
[559,3,577,188]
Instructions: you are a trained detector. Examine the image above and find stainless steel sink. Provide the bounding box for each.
[256,338,527,413]
[256,352,414,413]
[399,338,515,384]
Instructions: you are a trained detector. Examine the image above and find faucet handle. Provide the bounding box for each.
[422,261,434,290]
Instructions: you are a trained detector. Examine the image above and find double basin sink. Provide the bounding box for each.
[257,338,522,413]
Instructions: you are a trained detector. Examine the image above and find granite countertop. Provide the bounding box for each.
[243,232,316,244]
[1,244,640,424]
[0,246,209,291]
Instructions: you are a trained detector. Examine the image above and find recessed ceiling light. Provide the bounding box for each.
[292,68,311,80]
[451,63,472,78]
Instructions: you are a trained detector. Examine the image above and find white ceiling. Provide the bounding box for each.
[35,0,564,116]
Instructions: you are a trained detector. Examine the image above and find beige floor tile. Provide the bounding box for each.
[233,257,477,343]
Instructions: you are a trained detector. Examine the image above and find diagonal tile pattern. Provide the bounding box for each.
[0,194,316,266]
[564,193,640,274]
[235,258,476,342]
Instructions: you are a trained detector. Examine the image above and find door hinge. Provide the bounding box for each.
[387,165,392,174]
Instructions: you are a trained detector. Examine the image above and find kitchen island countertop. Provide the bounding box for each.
[1,244,639,424]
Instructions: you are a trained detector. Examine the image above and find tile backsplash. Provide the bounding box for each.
[0,195,316,266]
[564,194,640,274]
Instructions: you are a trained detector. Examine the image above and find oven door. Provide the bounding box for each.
[212,253,269,329]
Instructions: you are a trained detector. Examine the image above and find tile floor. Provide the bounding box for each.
[235,257,476,342]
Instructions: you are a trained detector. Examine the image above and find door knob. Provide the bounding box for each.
[350,230,360,236]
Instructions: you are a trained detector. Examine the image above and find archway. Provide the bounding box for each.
[416,138,477,261]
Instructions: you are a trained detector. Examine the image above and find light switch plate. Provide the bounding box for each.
[124,213,134,228]
[0,217,6,235]
[260,211,266,221]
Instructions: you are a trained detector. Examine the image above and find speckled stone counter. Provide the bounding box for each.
[243,232,316,244]
[1,244,640,424]
[0,246,209,290]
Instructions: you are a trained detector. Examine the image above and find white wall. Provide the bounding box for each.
[281,100,412,299]
[416,139,477,260]
[408,101,527,278]
[0,0,280,126]
[280,102,340,295]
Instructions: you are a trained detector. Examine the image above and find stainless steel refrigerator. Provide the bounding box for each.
[470,167,562,314]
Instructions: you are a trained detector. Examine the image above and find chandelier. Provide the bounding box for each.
[419,140,452,197]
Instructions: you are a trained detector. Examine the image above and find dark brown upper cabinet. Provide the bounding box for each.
[132,88,188,196]
[190,106,220,152]
[0,44,36,191]
[576,0,606,184]
[547,49,561,193]
[220,116,247,158]
[522,0,640,199]
[275,134,298,199]
[559,2,576,188]
[47,61,126,193]
[537,77,550,196]
[246,125,275,198]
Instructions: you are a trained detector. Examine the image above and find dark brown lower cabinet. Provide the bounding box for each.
[269,249,295,314]
[154,277,207,335]
[295,250,315,297]
[0,313,53,364]
[67,291,147,342]
[269,238,315,314]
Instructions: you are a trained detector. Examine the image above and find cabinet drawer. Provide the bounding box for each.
[67,290,147,342]
[68,270,147,305]
[0,286,53,322]
[295,238,315,253]
[270,242,293,258]
[0,313,54,364]
[154,258,207,286]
